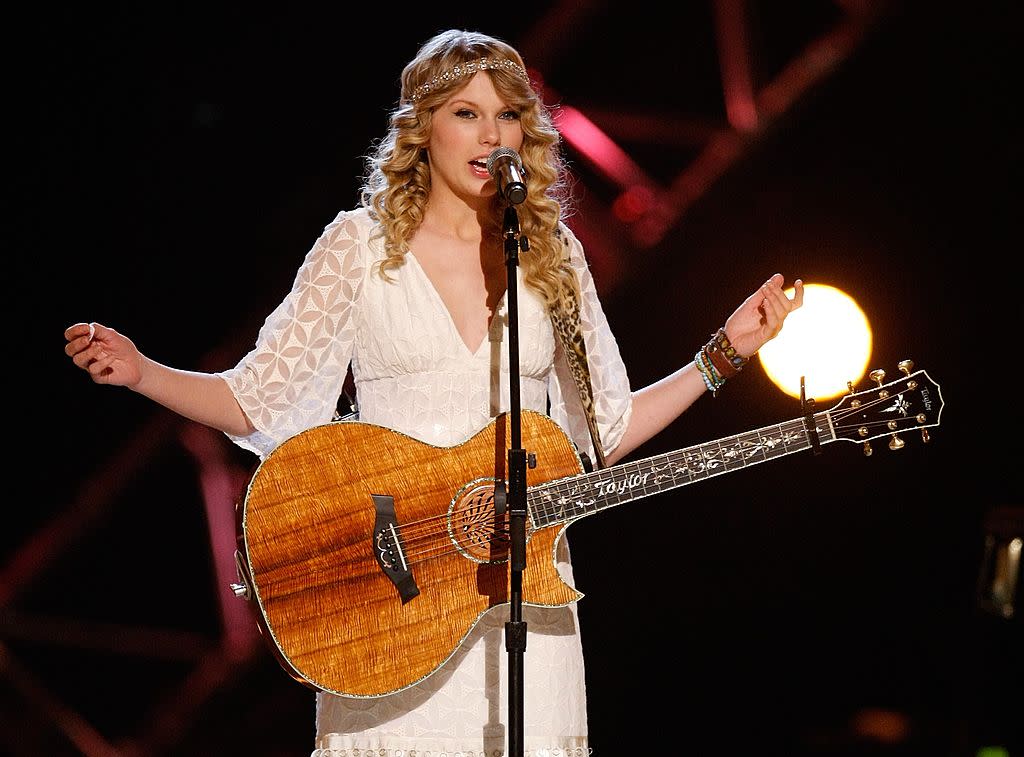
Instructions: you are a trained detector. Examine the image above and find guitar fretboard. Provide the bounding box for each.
[528,412,832,528]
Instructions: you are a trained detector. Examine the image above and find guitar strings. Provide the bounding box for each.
[387,510,513,565]
[380,387,928,568]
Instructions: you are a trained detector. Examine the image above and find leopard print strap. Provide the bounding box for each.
[550,275,608,470]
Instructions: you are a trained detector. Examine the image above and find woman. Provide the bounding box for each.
[65,28,803,757]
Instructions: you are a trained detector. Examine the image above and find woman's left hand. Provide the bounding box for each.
[724,273,804,358]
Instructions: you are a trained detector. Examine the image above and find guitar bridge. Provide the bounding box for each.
[371,494,420,604]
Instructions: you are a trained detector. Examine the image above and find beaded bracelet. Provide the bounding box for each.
[696,328,749,396]
[694,348,725,394]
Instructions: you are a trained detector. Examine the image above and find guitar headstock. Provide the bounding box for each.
[826,360,944,455]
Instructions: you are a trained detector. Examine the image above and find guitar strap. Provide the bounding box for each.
[549,277,608,470]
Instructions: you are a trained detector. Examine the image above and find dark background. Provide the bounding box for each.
[8,1,1020,755]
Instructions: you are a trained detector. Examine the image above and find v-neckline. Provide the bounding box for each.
[407,254,507,356]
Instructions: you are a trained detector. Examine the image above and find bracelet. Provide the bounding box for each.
[694,348,725,395]
[704,328,748,379]
[695,328,748,396]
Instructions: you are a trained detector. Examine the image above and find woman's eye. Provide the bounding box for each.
[500,110,521,121]
[455,108,476,118]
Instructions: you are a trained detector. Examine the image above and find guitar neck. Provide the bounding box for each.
[529,410,831,527]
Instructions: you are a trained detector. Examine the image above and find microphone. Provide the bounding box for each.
[486,147,527,205]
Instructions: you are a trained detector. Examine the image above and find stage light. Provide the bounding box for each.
[758,283,872,400]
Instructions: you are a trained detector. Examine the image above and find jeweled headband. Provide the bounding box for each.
[408,57,529,104]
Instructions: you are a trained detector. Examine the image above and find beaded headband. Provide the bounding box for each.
[408,57,529,104]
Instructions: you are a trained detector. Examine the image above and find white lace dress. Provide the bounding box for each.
[219,207,632,757]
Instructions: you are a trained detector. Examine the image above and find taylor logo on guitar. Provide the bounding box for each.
[232,363,943,698]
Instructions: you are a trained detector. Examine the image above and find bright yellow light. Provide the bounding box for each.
[758,283,872,400]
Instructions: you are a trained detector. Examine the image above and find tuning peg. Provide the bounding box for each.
[869,368,892,398]
[898,359,914,376]
[862,441,873,457]
[921,429,931,443]
[885,416,906,450]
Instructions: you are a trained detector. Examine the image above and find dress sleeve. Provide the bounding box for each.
[216,209,368,458]
[547,223,633,465]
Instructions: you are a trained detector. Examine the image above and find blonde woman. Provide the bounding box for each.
[65,28,803,757]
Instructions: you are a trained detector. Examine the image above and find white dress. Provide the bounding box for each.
[219,207,632,757]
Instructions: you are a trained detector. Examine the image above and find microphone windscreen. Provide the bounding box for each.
[486,147,522,176]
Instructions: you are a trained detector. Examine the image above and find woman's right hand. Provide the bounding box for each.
[64,322,144,387]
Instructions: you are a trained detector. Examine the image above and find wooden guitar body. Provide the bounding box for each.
[238,410,584,698]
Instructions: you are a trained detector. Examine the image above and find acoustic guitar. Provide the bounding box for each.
[232,363,943,698]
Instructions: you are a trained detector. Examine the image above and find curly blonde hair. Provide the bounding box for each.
[359,29,578,307]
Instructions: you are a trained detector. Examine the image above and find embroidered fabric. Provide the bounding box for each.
[218,207,632,756]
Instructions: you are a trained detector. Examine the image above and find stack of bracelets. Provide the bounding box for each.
[694,327,749,396]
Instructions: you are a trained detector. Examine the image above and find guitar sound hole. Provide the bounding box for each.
[450,484,512,563]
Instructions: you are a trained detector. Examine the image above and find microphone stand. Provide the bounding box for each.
[500,202,529,757]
